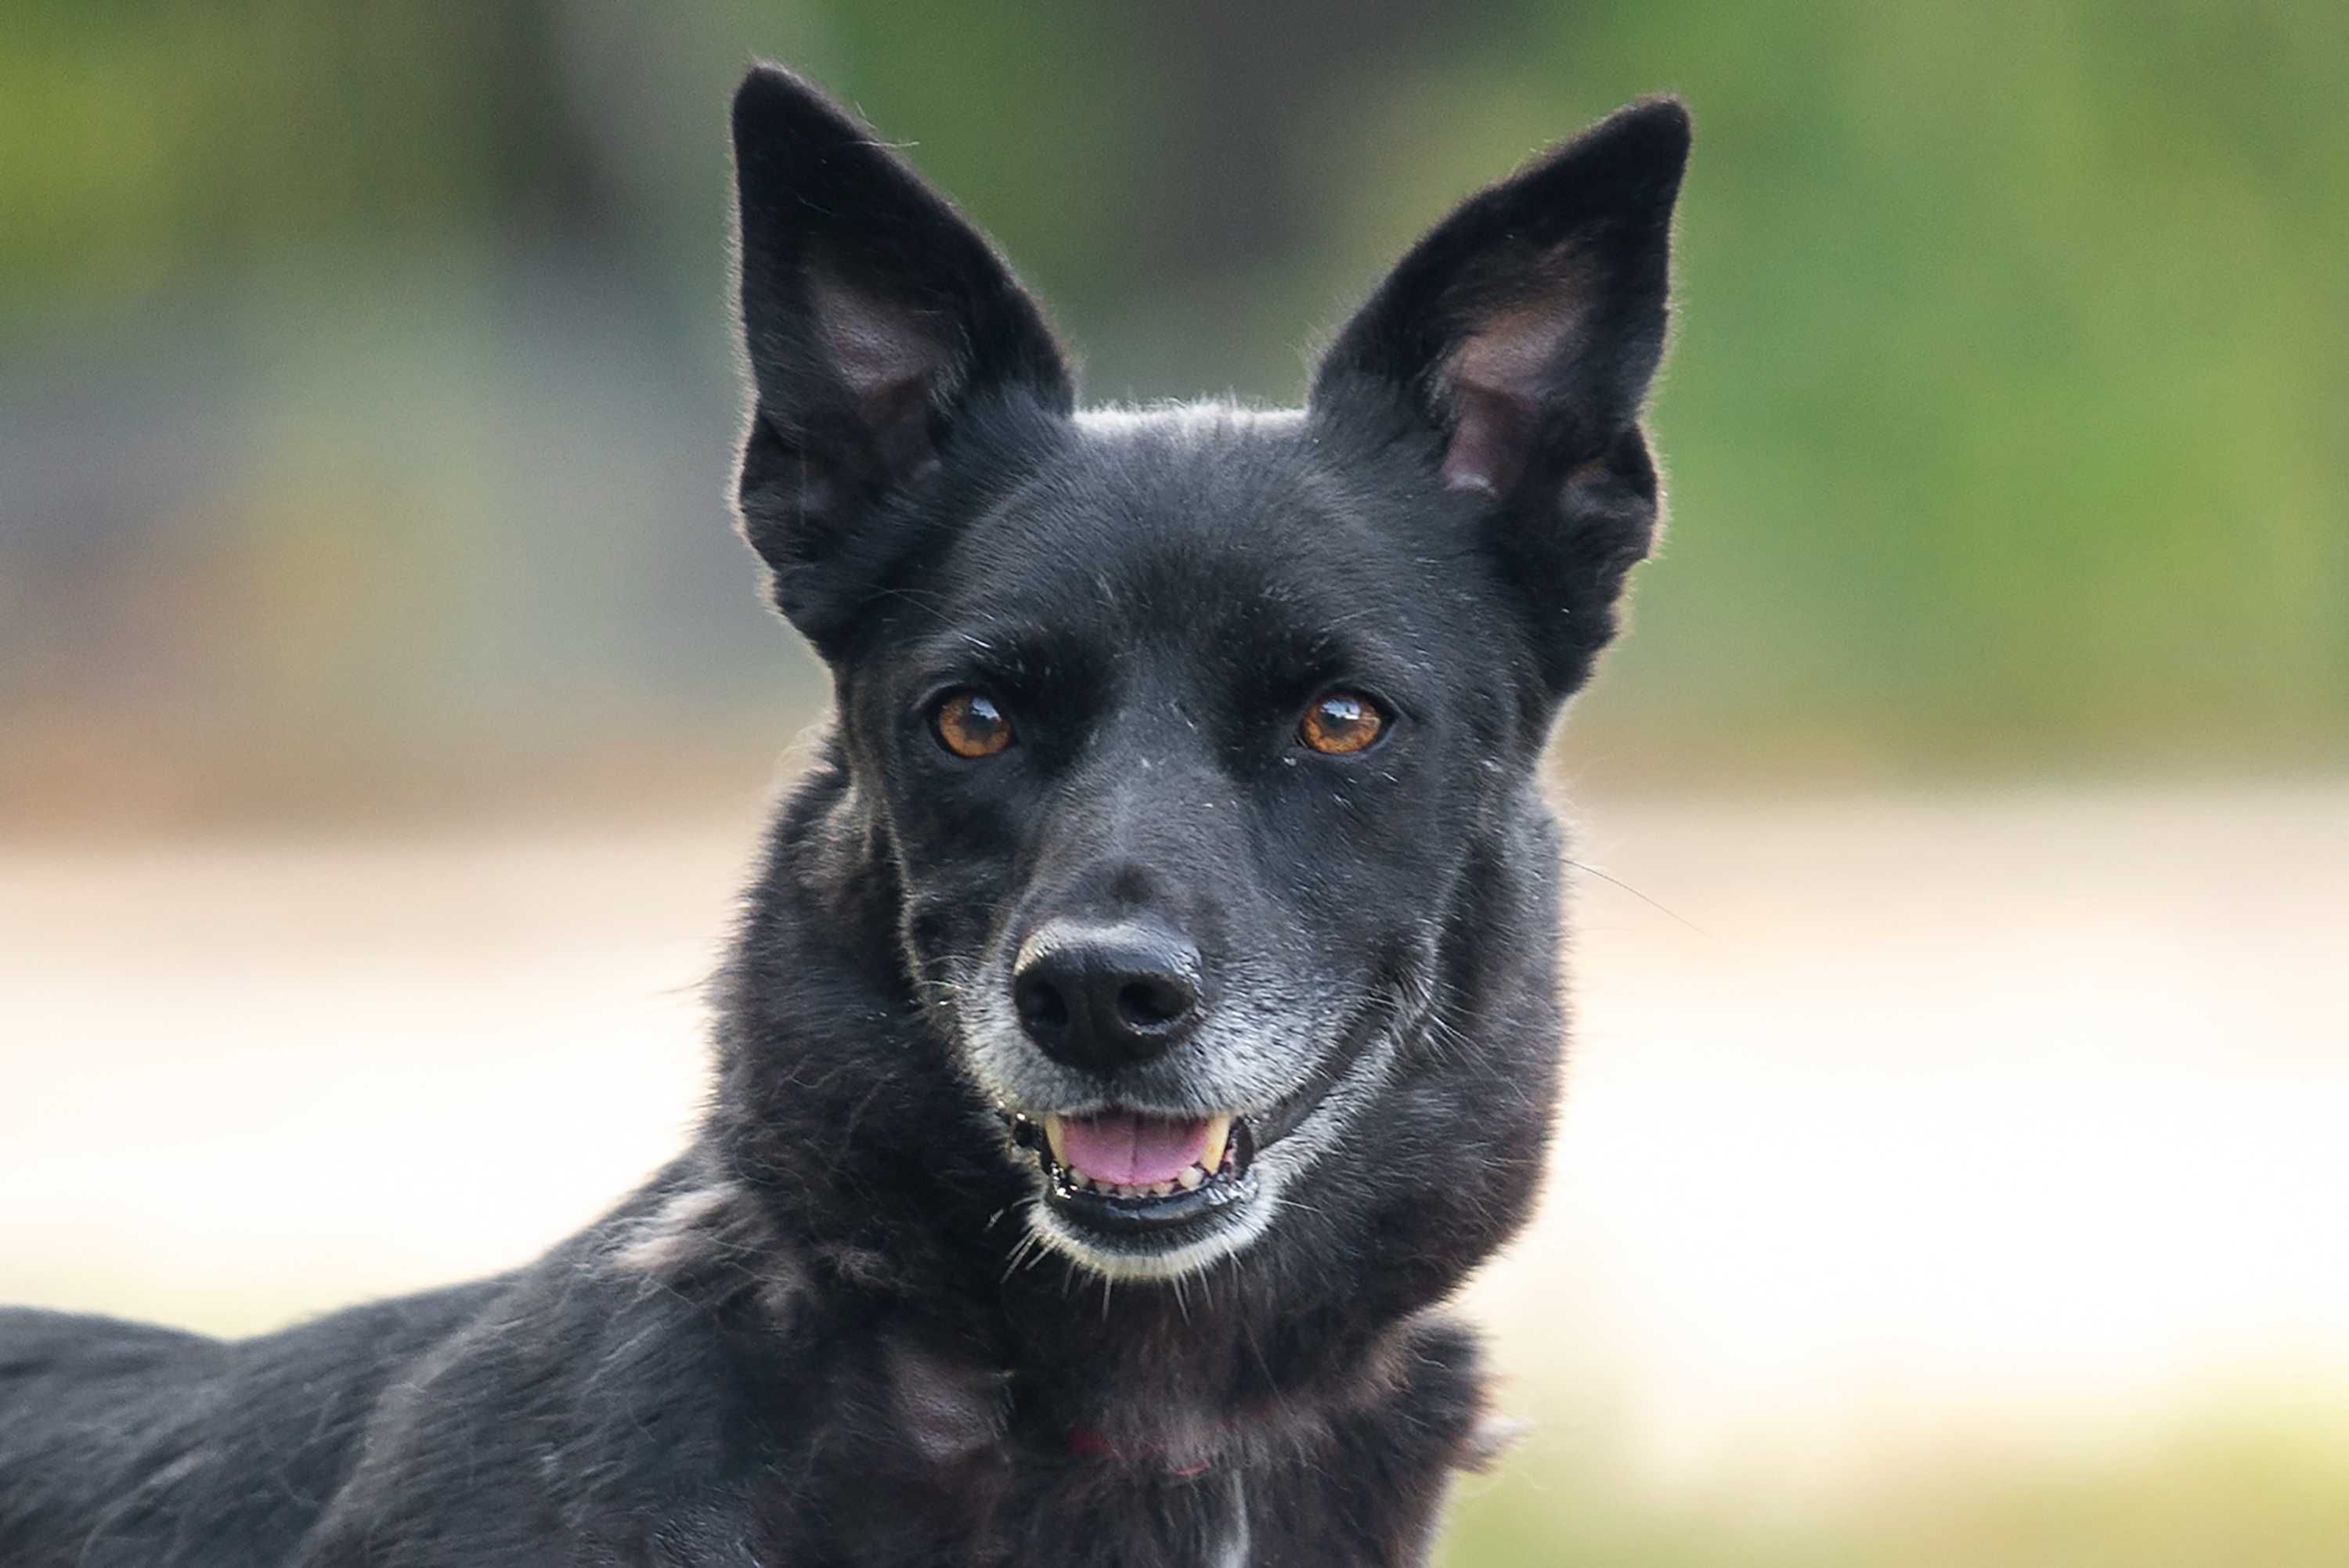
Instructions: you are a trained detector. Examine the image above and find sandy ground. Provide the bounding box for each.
[4,781,2344,1493]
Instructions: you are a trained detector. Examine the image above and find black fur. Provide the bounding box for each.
[1,66,1688,1566]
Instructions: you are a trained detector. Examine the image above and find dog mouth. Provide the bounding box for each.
[1007,1110,1257,1230]
[996,1032,1363,1241]
[982,988,1408,1272]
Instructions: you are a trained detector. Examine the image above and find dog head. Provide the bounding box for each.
[728,67,1685,1281]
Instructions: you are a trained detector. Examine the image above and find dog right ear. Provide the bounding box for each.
[1309,99,1689,700]
[730,65,1073,657]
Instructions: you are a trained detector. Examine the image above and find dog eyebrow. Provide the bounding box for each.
[952,623,1056,665]
[903,620,1105,692]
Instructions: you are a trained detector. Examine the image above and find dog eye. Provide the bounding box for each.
[932,690,1014,759]
[1298,690,1387,755]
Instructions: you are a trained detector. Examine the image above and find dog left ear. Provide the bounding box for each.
[1310,99,1690,696]
[731,65,1073,658]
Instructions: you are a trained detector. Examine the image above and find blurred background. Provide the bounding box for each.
[3,2,2344,1563]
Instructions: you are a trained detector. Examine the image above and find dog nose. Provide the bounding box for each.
[1012,922,1203,1072]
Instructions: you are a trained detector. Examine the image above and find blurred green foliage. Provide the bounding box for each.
[2,0,2343,819]
[1445,1418,2349,1568]
[2,5,588,308]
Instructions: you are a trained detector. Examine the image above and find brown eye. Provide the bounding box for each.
[1299,690,1387,755]
[933,690,1013,759]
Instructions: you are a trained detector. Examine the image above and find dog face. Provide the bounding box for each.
[730,69,1685,1279]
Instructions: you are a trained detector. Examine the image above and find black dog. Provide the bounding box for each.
[0,67,1688,1566]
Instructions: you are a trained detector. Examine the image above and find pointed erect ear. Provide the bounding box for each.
[1310,99,1690,694]
[731,65,1072,655]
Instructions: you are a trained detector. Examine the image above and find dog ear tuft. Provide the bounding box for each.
[1311,98,1690,694]
[730,65,1073,655]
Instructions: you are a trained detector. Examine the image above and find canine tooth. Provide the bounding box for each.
[1044,1115,1068,1166]
[1177,1166,1204,1191]
[1200,1115,1232,1174]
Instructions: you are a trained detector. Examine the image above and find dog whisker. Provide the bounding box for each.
[1563,856,1708,935]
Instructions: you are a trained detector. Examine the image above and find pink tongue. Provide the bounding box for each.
[1058,1112,1209,1187]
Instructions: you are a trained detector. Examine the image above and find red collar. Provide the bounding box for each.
[1066,1424,1212,1479]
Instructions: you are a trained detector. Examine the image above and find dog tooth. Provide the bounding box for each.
[1200,1115,1232,1174]
[1044,1115,1067,1167]
[1177,1166,1204,1191]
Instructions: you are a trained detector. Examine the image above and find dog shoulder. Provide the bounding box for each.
[294,1173,814,1563]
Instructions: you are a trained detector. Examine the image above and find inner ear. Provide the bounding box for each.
[1438,269,1598,497]
[808,268,955,480]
